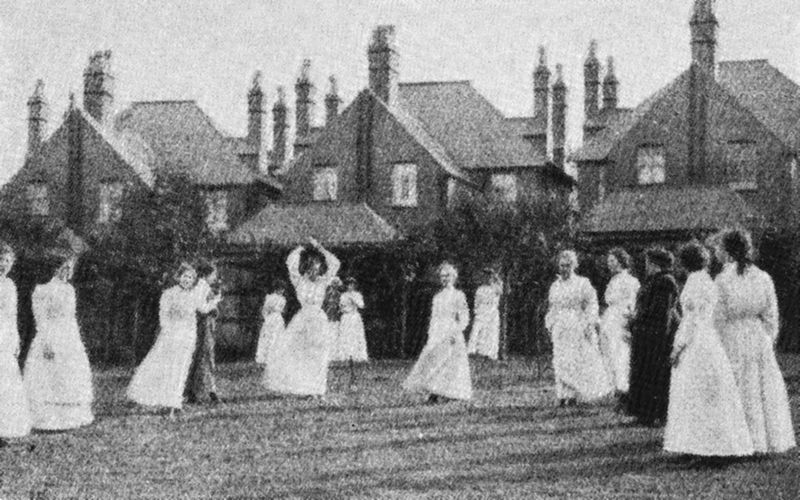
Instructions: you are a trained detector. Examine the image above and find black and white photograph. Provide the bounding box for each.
[1,0,799,497]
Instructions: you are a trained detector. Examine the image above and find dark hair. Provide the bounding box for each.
[344,276,357,287]
[645,247,674,270]
[607,247,631,270]
[678,241,710,272]
[299,247,327,276]
[721,229,753,275]
[175,261,196,280]
[195,258,217,279]
[271,279,288,293]
[0,241,14,258]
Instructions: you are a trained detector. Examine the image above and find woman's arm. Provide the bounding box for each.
[455,290,470,334]
[761,273,780,344]
[286,246,304,287]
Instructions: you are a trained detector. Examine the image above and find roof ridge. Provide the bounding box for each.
[399,80,472,87]
[131,99,197,105]
[718,59,769,65]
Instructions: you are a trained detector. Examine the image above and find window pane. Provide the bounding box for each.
[313,168,337,201]
[491,174,517,202]
[205,191,229,232]
[98,182,124,223]
[392,163,418,206]
[636,146,665,185]
[27,183,49,216]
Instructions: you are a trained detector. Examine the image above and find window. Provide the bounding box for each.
[392,163,418,207]
[204,190,229,233]
[491,174,518,202]
[27,183,49,216]
[97,181,124,223]
[636,146,665,185]
[313,167,338,201]
[723,141,758,190]
[446,178,457,208]
[597,168,606,203]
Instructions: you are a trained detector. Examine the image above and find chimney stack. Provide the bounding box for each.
[294,59,314,156]
[368,25,399,106]
[531,46,550,158]
[583,40,600,136]
[325,75,341,126]
[247,71,264,152]
[552,64,567,170]
[272,87,288,170]
[690,0,718,78]
[83,50,114,123]
[27,79,47,156]
[602,56,619,111]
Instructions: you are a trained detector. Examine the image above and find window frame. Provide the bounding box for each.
[724,140,758,191]
[204,189,230,234]
[27,182,50,217]
[391,163,419,207]
[97,180,125,223]
[312,166,338,202]
[636,145,666,186]
[490,173,518,203]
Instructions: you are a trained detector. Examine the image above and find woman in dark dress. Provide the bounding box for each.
[627,247,680,426]
[186,260,221,404]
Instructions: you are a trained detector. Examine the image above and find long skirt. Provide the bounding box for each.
[334,312,369,362]
[404,335,472,400]
[24,330,94,431]
[628,330,673,424]
[185,314,217,402]
[551,313,612,402]
[255,313,284,364]
[664,323,754,456]
[127,320,197,410]
[598,308,631,393]
[263,307,332,396]
[467,312,500,360]
[720,318,796,453]
[0,352,31,438]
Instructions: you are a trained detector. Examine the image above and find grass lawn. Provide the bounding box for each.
[2,355,800,499]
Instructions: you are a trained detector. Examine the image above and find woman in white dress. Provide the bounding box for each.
[598,248,640,399]
[263,237,340,397]
[127,262,221,416]
[255,280,287,364]
[24,255,94,430]
[336,277,368,362]
[714,229,796,454]
[545,250,613,406]
[664,242,753,457]
[0,243,30,444]
[467,268,502,360]
[404,262,472,402]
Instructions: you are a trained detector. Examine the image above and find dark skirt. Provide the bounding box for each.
[185,313,217,402]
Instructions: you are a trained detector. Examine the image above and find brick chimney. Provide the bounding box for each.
[272,86,288,169]
[247,71,264,151]
[294,59,314,156]
[583,40,601,137]
[27,79,47,156]
[83,50,114,123]
[602,56,618,110]
[690,0,718,78]
[325,75,341,126]
[552,64,567,170]
[368,25,399,106]
[530,46,550,158]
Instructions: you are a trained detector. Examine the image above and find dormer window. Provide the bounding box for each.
[27,182,49,216]
[724,140,758,191]
[636,145,665,185]
[98,181,124,223]
[392,163,418,207]
[313,167,338,201]
[204,190,229,233]
[491,174,518,203]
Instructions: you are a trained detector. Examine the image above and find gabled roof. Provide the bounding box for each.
[227,202,400,248]
[581,185,761,234]
[398,81,549,168]
[718,59,800,152]
[115,100,261,186]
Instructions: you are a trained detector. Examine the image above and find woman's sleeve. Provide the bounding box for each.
[196,281,220,314]
[544,283,556,332]
[320,245,341,282]
[456,291,470,333]
[353,292,365,310]
[582,279,600,326]
[762,273,780,343]
[286,246,304,287]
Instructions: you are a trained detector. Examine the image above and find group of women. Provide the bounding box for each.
[1,244,93,446]
[544,228,796,460]
[2,228,795,464]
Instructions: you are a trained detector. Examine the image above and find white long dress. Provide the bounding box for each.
[263,246,340,396]
[0,276,31,438]
[664,270,754,456]
[714,264,796,453]
[335,291,368,362]
[403,286,472,400]
[467,284,501,360]
[127,283,216,409]
[545,274,613,402]
[598,270,640,393]
[24,279,94,430]
[255,293,286,364]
